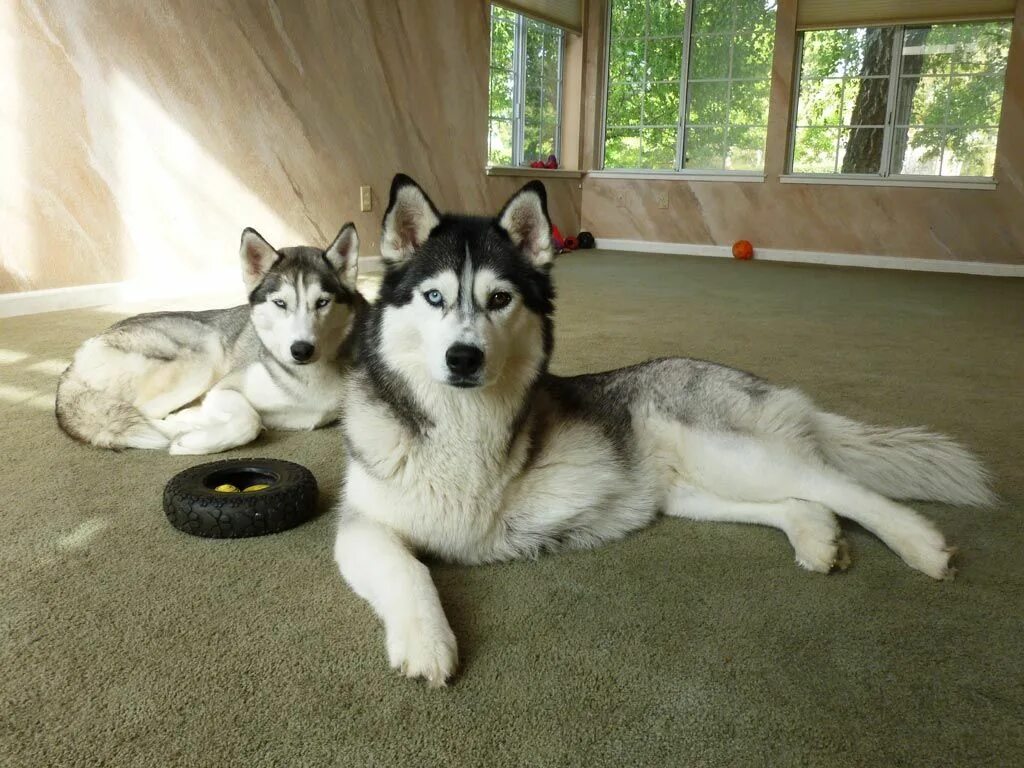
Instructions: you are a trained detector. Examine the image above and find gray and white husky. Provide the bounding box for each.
[334,174,993,686]
[56,225,364,454]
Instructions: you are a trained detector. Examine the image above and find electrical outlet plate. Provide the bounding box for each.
[360,186,372,212]
[614,191,626,207]
[656,192,669,209]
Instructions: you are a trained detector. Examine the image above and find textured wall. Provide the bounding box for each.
[0,0,583,293]
[581,0,1024,264]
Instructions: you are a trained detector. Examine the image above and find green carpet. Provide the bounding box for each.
[1,252,1022,767]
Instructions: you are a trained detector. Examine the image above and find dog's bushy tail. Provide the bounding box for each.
[56,374,169,450]
[813,411,994,506]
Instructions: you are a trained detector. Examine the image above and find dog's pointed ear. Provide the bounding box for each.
[239,228,280,291]
[498,181,553,268]
[325,223,359,290]
[380,174,441,266]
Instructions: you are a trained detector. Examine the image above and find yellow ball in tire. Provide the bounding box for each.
[243,484,270,492]
[214,484,240,493]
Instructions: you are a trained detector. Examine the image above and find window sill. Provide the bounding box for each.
[486,166,584,179]
[588,170,765,183]
[779,174,997,191]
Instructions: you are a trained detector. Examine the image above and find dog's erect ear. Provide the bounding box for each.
[380,174,441,266]
[239,228,280,291]
[498,181,553,268]
[324,223,359,290]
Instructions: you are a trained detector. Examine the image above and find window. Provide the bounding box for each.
[792,21,1012,178]
[488,6,565,167]
[603,0,777,172]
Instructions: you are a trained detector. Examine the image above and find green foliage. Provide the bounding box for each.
[487,7,563,165]
[604,0,776,170]
[794,21,1010,176]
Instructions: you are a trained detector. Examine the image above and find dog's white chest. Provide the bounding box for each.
[230,361,344,430]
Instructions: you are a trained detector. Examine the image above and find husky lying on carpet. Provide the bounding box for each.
[333,175,993,685]
[56,225,365,454]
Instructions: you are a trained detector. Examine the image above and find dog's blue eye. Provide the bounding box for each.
[315,297,331,309]
[424,290,444,307]
[272,299,287,309]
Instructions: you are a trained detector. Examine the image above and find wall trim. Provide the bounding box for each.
[0,258,385,319]
[594,239,1024,277]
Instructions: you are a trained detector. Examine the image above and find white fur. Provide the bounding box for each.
[57,230,359,453]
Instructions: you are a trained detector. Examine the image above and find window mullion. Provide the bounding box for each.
[513,15,526,166]
[879,25,904,177]
[675,0,697,171]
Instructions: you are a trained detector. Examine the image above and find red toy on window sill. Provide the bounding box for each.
[530,155,559,169]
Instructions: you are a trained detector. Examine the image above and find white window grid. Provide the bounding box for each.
[601,0,776,172]
[790,23,1009,179]
[487,7,564,167]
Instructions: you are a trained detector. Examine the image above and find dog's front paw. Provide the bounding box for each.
[386,614,458,687]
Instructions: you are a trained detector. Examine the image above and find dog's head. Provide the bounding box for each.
[241,224,360,366]
[371,174,555,395]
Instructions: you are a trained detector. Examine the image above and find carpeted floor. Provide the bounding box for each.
[1,251,1022,767]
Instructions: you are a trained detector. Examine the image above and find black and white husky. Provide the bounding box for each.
[334,175,993,686]
[56,225,364,454]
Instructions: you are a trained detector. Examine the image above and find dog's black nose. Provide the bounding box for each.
[290,341,315,362]
[446,344,484,377]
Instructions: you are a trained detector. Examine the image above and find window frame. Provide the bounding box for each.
[487,7,565,168]
[787,22,1009,183]
[598,0,776,177]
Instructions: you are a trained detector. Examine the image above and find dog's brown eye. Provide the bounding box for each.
[487,291,512,311]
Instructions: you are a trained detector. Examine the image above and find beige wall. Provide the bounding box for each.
[581,0,1024,264]
[0,0,583,294]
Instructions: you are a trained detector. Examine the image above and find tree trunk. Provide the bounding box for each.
[841,28,894,173]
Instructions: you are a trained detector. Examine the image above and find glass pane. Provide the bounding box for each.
[488,68,514,120]
[892,126,943,175]
[689,33,730,80]
[488,119,513,166]
[610,0,648,38]
[607,83,642,127]
[733,0,777,32]
[683,126,726,169]
[801,28,890,79]
[648,0,686,35]
[686,80,729,125]
[792,126,839,173]
[604,128,643,168]
[610,38,647,85]
[942,128,997,176]
[642,128,678,169]
[953,22,1011,74]
[843,77,891,127]
[726,125,768,170]
[644,81,681,126]
[490,20,515,70]
[693,0,732,34]
[648,37,684,82]
[837,126,884,173]
[732,33,773,79]
[729,80,769,126]
[796,77,843,126]
[901,26,954,77]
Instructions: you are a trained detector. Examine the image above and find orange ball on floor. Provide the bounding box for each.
[732,240,754,260]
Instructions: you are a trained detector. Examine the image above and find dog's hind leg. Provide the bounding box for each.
[168,389,262,455]
[791,467,955,580]
[665,484,849,573]
[671,429,954,579]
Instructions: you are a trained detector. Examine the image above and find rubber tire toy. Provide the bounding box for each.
[163,458,318,538]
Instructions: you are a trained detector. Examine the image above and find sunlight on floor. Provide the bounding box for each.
[56,517,110,551]
[27,358,70,376]
[0,348,29,364]
[0,382,54,410]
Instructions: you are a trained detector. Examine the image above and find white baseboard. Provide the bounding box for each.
[0,256,386,320]
[595,238,1024,277]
